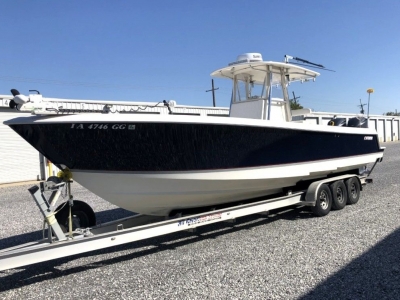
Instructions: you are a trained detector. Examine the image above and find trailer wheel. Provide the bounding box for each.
[311,184,332,217]
[55,200,96,232]
[345,177,361,205]
[330,180,347,210]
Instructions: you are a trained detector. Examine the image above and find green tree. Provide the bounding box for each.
[290,99,303,110]
[385,111,400,116]
[290,92,303,110]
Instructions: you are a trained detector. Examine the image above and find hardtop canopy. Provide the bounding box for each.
[211,60,320,85]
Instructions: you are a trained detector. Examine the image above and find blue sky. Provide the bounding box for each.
[0,0,399,115]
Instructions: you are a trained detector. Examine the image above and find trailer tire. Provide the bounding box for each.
[330,180,347,210]
[345,177,360,205]
[311,184,332,217]
[55,200,96,232]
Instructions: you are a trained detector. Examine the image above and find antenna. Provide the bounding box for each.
[284,55,335,72]
[357,99,367,114]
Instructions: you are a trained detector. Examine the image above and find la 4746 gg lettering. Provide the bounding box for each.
[70,124,135,130]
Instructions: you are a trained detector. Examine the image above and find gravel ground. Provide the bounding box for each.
[0,142,399,300]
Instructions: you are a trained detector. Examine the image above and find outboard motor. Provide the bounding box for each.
[8,88,44,111]
[348,117,368,128]
[9,89,20,109]
[9,89,31,110]
[327,117,347,126]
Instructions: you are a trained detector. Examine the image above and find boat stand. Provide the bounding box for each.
[28,181,67,242]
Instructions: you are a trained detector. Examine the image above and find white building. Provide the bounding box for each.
[294,111,399,143]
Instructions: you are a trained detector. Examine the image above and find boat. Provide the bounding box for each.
[3,53,384,216]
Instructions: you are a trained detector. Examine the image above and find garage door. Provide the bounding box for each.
[377,120,385,142]
[0,112,41,184]
[394,120,399,141]
[386,120,392,142]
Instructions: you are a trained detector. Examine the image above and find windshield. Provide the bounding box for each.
[235,76,266,101]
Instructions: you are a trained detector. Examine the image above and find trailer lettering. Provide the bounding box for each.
[177,213,222,227]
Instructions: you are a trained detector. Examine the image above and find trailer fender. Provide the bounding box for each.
[304,175,362,206]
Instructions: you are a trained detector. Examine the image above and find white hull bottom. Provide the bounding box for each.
[72,152,383,216]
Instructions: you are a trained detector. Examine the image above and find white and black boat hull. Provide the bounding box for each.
[72,152,382,215]
[4,114,384,216]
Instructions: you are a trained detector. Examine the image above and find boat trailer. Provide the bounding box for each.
[0,173,372,271]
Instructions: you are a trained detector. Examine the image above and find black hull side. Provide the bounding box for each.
[9,122,382,172]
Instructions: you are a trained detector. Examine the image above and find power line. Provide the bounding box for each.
[0,75,208,91]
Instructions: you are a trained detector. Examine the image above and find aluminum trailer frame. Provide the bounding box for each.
[0,174,370,271]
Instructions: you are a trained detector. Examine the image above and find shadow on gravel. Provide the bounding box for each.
[0,205,313,291]
[95,207,136,223]
[270,206,315,221]
[0,208,135,249]
[4,205,382,294]
[300,227,400,300]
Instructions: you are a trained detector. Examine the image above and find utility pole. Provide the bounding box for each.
[289,91,302,109]
[206,79,219,107]
[357,99,367,114]
[291,91,301,105]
